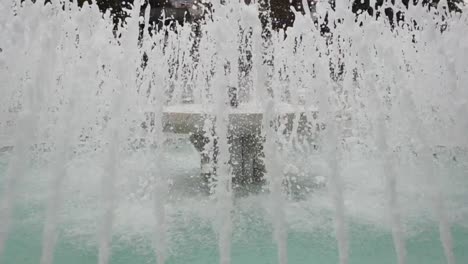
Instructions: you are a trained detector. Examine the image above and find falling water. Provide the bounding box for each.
[0,0,468,264]
[323,118,349,264]
[146,21,169,264]
[39,63,74,264]
[401,86,456,264]
[0,95,38,258]
[362,22,407,263]
[0,0,50,255]
[213,23,234,264]
[374,84,407,264]
[313,15,349,262]
[263,101,288,264]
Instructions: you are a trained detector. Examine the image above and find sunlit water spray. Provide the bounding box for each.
[0,0,468,264]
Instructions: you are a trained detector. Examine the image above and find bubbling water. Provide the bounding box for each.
[0,0,467,264]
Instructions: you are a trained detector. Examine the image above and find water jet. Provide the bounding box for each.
[0,1,467,264]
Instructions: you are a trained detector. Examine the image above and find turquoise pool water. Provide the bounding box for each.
[2,205,468,264]
[1,146,467,264]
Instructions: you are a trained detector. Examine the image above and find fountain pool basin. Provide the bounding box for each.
[1,144,467,264]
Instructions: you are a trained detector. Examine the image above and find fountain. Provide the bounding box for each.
[0,0,468,264]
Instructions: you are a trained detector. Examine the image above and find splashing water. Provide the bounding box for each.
[0,0,468,264]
